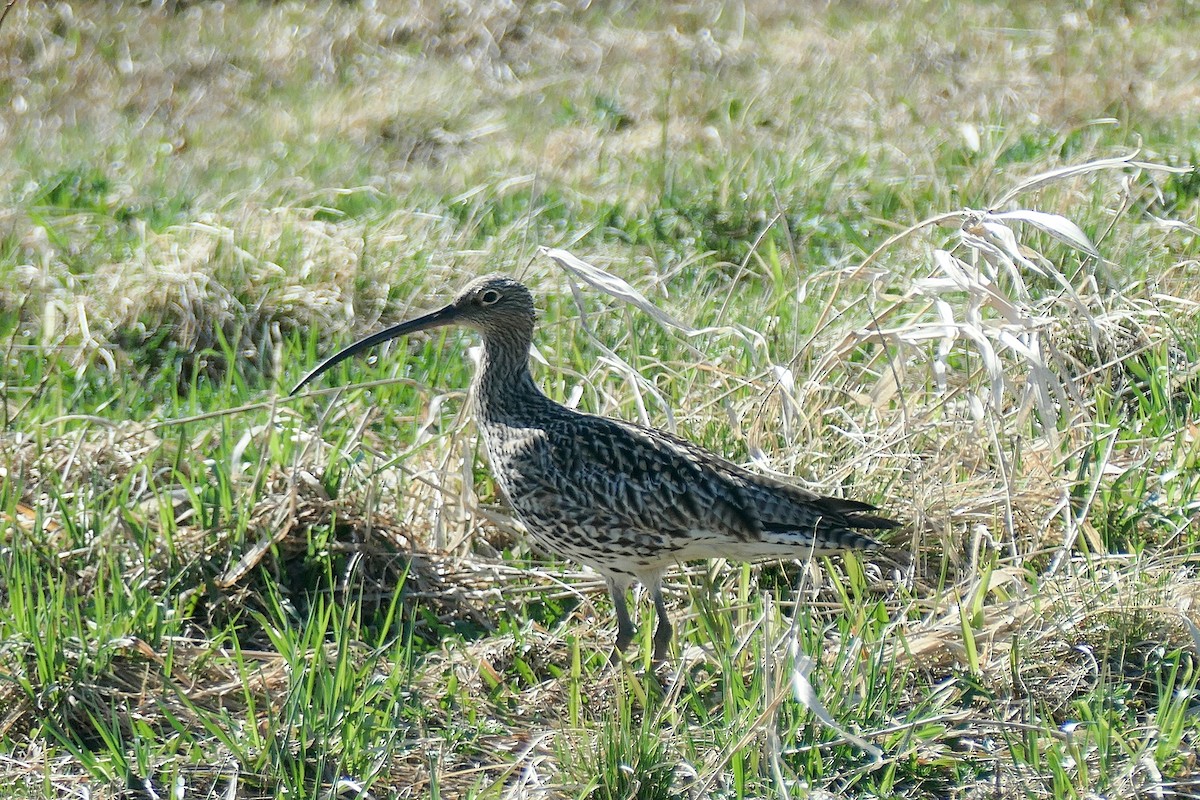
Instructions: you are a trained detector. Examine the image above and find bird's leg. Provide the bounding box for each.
[648,576,673,663]
[606,575,636,663]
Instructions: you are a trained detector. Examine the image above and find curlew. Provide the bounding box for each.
[292,274,899,662]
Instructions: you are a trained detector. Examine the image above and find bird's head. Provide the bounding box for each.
[445,274,536,336]
[289,273,535,395]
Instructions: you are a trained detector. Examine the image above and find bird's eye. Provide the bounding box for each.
[479,289,502,305]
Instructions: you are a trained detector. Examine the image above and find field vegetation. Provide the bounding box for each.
[2,1,1200,797]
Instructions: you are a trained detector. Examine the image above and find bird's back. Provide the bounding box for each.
[477,403,897,572]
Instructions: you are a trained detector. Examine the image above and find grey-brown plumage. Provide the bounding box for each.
[292,274,899,661]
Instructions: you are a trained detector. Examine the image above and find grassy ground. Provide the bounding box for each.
[2,1,1200,797]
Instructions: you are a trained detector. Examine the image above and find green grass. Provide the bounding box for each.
[2,1,1200,798]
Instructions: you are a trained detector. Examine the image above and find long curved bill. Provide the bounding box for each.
[289,303,461,396]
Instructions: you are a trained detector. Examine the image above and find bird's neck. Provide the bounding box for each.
[473,333,550,421]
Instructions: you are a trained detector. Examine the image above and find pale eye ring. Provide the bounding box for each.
[480,289,502,305]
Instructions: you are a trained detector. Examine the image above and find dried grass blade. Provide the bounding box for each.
[992,209,1101,259]
[990,152,1192,207]
[540,247,696,334]
[789,642,883,760]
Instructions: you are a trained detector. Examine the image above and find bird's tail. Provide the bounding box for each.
[760,496,900,552]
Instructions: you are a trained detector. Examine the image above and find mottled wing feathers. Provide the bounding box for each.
[544,415,761,542]
[541,410,893,553]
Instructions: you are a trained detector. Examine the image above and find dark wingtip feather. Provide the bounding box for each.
[846,512,903,530]
[819,497,883,515]
[814,496,901,530]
